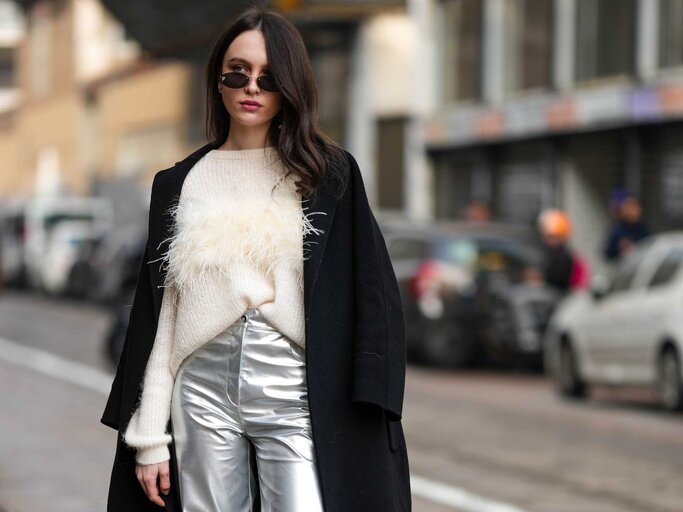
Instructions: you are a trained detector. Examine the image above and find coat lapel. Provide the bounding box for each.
[301,181,337,317]
[147,142,339,321]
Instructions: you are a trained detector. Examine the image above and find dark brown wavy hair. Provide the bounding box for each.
[205,5,347,198]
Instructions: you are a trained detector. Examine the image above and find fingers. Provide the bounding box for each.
[158,460,171,496]
[135,462,169,507]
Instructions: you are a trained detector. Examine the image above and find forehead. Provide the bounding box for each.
[223,30,269,67]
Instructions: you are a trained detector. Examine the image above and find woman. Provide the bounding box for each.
[101,6,411,512]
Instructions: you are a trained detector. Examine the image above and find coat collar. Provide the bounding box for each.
[147,141,339,321]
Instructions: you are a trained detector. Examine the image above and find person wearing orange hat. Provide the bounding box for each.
[537,209,589,292]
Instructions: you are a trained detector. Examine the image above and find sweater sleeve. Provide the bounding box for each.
[122,282,177,465]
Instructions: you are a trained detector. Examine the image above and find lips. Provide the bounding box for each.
[240,100,262,107]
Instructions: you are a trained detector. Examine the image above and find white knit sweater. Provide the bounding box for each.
[123,146,321,464]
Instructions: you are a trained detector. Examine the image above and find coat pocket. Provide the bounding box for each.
[386,416,399,452]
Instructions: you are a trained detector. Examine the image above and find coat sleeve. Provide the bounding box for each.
[347,151,407,421]
[100,170,166,432]
[99,243,153,430]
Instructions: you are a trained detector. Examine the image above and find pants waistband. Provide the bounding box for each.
[241,308,261,321]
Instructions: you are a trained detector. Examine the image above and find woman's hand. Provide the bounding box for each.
[135,460,171,507]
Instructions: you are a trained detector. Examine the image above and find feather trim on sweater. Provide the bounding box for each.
[158,185,325,294]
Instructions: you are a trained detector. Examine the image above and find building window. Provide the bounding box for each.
[376,117,406,210]
[29,2,53,99]
[443,0,483,102]
[311,46,349,144]
[0,0,22,88]
[501,0,553,94]
[659,0,683,69]
[575,0,636,82]
[0,48,13,88]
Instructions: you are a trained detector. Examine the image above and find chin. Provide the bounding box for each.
[230,115,274,129]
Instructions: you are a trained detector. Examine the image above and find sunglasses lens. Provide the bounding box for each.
[258,75,278,92]
[221,72,248,88]
[221,72,279,92]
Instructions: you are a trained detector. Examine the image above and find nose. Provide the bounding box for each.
[244,75,260,94]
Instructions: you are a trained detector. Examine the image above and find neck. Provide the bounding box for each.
[220,126,274,150]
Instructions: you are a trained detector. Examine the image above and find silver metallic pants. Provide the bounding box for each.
[170,308,324,512]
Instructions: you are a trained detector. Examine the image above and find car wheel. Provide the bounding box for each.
[556,340,587,399]
[658,348,683,412]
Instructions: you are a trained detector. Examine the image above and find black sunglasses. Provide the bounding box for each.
[219,71,279,93]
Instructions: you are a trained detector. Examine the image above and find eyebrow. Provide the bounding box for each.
[226,57,270,69]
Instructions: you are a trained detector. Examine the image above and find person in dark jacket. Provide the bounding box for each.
[604,194,650,261]
[101,6,410,512]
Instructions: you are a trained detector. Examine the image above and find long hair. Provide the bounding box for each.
[205,5,347,198]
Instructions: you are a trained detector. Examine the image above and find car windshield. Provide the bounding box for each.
[607,237,656,293]
[432,236,539,282]
[44,214,96,230]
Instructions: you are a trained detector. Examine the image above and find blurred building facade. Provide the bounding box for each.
[91,0,413,213]
[5,0,683,278]
[0,0,24,193]
[423,0,683,276]
[0,0,412,221]
[0,1,22,110]
[0,0,209,202]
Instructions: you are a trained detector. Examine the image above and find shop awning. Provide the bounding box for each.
[16,0,404,58]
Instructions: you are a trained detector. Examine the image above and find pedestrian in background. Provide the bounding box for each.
[100,6,410,512]
[604,193,650,261]
[464,198,492,223]
[538,208,590,293]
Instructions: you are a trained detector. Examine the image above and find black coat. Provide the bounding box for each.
[100,141,412,511]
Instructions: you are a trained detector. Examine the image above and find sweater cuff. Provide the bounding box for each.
[135,445,171,465]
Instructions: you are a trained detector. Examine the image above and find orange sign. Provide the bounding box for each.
[660,85,683,114]
[476,111,504,138]
[546,99,577,129]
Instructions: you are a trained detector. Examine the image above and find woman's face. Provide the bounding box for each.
[219,30,283,131]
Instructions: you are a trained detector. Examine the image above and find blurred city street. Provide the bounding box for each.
[1,289,681,512]
[3,0,683,510]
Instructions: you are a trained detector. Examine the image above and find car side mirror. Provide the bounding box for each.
[591,274,609,300]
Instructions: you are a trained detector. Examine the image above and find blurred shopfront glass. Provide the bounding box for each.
[493,142,554,224]
[575,0,636,82]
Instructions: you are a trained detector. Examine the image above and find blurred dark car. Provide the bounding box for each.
[72,225,146,304]
[0,200,28,288]
[104,284,137,367]
[378,217,559,368]
[97,229,147,366]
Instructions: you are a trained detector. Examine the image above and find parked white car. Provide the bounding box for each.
[544,233,683,411]
[21,196,113,291]
[40,220,100,295]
